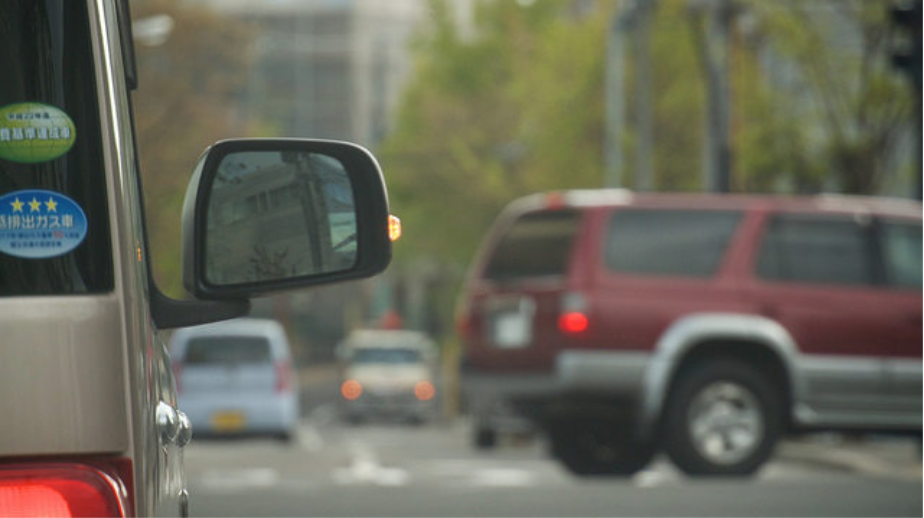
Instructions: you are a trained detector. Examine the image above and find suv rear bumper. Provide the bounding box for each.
[462,350,653,420]
[556,350,650,395]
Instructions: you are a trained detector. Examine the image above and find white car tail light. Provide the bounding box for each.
[414,380,436,402]
[341,379,363,401]
[275,361,293,394]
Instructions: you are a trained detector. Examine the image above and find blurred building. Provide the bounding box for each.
[187,0,427,147]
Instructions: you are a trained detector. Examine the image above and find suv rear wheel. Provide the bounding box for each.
[663,359,781,476]
[473,425,498,449]
[548,418,655,476]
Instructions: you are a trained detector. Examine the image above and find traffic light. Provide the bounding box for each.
[890,1,922,90]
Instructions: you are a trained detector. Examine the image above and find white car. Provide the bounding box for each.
[170,318,299,441]
[338,330,438,424]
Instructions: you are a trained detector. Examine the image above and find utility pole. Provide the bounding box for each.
[691,0,732,193]
[889,0,922,200]
[634,0,655,191]
[604,2,629,188]
[605,0,656,190]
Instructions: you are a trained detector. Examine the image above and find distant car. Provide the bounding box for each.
[338,329,438,424]
[457,190,922,476]
[170,318,299,442]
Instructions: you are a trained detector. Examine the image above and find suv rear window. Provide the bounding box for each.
[0,0,113,296]
[185,337,273,365]
[756,214,874,286]
[483,210,580,281]
[604,209,741,277]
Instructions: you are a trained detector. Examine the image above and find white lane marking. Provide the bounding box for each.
[632,468,676,488]
[332,442,410,487]
[199,468,279,490]
[469,468,536,487]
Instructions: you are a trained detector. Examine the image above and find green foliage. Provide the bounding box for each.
[739,0,914,194]
[383,0,914,275]
[132,0,255,297]
[381,0,607,270]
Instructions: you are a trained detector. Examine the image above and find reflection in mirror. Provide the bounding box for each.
[205,151,357,285]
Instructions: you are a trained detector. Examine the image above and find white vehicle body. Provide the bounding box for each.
[338,330,438,423]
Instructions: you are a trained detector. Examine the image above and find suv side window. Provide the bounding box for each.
[483,210,580,281]
[881,219,922,289]
[604,209,741,278]
[0,0,113,296]
[756,214,874,286]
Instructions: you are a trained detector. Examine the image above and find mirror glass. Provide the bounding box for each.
[204,150,357,285]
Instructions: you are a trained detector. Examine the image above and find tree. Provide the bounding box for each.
[740,0,915,194]
[380,0,605,269]
[132,0,255,297]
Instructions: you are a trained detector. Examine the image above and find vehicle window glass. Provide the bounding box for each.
[352,348,422,365]
[0,0,113,296]
[757,214,873,286]
[604,209,741,277]
[881,219,922,289]
[184,337,273,365]
[483,210,580,281]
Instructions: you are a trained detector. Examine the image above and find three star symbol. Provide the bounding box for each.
[9,196,58,213]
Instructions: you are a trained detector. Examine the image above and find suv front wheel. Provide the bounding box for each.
[662,359,781,476]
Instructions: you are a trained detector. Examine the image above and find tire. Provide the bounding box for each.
[548,418,655,477]
[474,425,498,450]
[662,359,781,476]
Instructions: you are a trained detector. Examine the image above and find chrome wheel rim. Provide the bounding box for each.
[687,381,764,466]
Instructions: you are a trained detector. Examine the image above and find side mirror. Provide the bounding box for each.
[181,138,391,299]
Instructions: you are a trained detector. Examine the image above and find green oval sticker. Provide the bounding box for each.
[0,102,76,164]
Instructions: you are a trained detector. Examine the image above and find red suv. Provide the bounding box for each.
[457,190,922,476]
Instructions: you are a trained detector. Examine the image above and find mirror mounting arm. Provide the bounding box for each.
[149,284,250,330]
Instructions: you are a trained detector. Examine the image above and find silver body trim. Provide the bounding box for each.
[467,312,921,435]
[552,313,921,433]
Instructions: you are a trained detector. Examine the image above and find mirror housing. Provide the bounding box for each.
[181,138,391,299]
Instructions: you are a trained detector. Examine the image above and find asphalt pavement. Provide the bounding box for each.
[297,363,923,482]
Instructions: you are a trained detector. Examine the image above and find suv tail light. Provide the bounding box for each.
[0,459,133,517]
[558,292,589,335]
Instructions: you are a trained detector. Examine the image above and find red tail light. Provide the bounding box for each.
[0,459,132,517]
[275,361,293,393]
[558,312,589,334]
[559,292,589,335]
